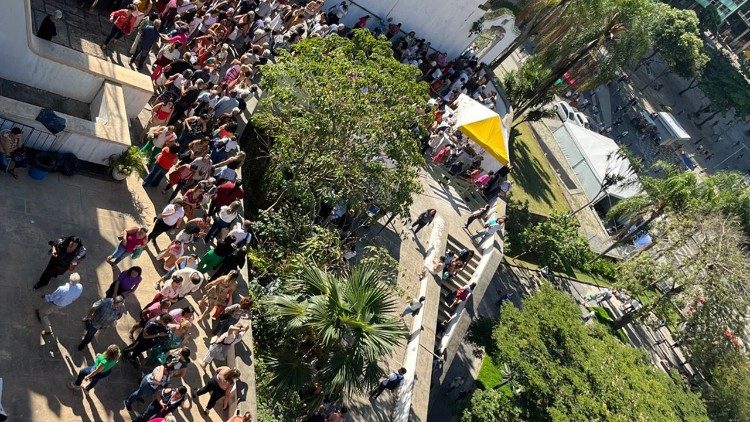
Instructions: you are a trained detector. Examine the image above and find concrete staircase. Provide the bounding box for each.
[435,235,481,346]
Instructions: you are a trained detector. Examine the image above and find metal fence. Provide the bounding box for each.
[0,116,56,151]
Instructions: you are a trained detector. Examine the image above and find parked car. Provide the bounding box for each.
[572,111,590,129]
[555,101,576,122]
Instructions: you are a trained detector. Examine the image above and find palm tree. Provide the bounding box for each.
[266,264,407,406]
[593,161,703,260]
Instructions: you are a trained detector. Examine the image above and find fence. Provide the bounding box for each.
[0,116,56,151]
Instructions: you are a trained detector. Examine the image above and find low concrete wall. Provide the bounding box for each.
[0,80,131,165]
[0,0,152,118]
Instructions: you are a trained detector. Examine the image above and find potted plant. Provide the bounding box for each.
[106,146,146,181]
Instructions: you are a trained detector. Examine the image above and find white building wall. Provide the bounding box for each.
[325,0,487,57]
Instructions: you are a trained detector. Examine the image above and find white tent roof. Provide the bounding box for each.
[453,94,499,127]
[554,121,642,202]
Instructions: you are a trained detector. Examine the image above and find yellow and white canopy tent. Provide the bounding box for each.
[453,94,510,167]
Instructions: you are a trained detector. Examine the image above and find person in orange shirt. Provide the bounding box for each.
[143,146,178,187]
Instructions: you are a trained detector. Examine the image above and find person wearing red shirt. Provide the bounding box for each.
[143,146,178,188]
[209,179,244,215]
[102,4,140,48]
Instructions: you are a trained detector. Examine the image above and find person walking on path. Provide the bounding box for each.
[192,367,242,415]
[36,273,83,335]
[78,295,126,351]
[143,146,179,188]
[472,216,507,244]
[124,362,176,412]
[34,236,86,290]
[105,266,144,298]
[108,227,149,264]
[196,236,235,274]
[410,209,436,235]
[148,200,185,245]
[134,386,191,422]
[401,297,426,317]
[448,282,477,309]
[102,4,140,49]
[129,298,170,339]
[199,323,249,370]
[68,344,120,392]
[198,270,238,320]
[369,367,407,399]
[464,205,489,229]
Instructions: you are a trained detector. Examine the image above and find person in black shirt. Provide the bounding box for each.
[36,10,62,41]
[34,236,86,289]
[162,54,192,79]
[122,313,173,362]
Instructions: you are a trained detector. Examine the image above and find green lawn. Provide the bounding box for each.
[477,355,506,390]
[509,123,571,216]
[504,255,615,288]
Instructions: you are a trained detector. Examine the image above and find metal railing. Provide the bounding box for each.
[0,116,56,151]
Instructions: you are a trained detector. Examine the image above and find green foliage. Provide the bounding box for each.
[591,306,614,323]
[462,387,521,422]
[504,197,532,255]
[487,285,709,421]
[254,356,304,421]
[583,257,617,279]
[704,355,750,422]
[698,5,722,34]
[467,317,499,354]
[702,170,750,236]
[358,245,400,284]
[700,49,750,118]
[107,146,146,176]
[253,30,429,221]
[476,356,506,390]
[652,5,708,79]
[502,58,559,112]
[266,264,407,406]
[521,212,591,269]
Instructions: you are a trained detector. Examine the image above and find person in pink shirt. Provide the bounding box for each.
[475,171,495,188]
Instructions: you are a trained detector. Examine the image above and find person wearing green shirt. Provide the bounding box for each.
[68,344,120,392]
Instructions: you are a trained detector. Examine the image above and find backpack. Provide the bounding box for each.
[385,373,404,390]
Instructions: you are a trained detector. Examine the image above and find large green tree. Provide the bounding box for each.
[265,264,406,407]
[251,29,429,220]
[464,285,709,421]
[642,5,708,80]
[519,212,592,269]
[696,49,750,124]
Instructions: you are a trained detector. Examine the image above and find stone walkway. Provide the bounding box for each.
[0,169,248,421]
[31,0,149,70]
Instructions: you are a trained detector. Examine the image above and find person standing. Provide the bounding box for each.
[68,344,120,392]
[369,367,407,399]
[204,201,241,244]
[208,179,244,216]
[77,295,126,351]
[196,236,235,275]
[192,367,241,414]
[122,313,173,363]
[198,270,238,320]
[105,266,144,298]
[210,246,247,281]
[226,220,252,248]
[199,323,249,370]
[130,19,162,70]
[102,4,139,48]
[143,146,178,188]
[34,236,86,290]
[36,10,63,41]
[410,209,436,235]
[464,205,489,229]
[108,227,149,264]
[401,297,426,317]
[0,127,23,178]
[473,216,507,244]
[448,282,477,308]
[36,273,83,335]
[148,200,185,245]
[124,362,176,411]
[134,386,190,422]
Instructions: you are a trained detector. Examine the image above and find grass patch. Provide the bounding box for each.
[477,355,505,390]
[503,254,615,288]
[509,123,571,217]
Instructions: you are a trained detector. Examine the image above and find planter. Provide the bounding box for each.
[111,167,128,181]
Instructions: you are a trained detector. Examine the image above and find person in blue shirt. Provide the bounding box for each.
[130,19,162,70]
[36,272,83,335]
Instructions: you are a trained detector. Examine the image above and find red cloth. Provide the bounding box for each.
[213,181,244,206]
[110,9,137,34]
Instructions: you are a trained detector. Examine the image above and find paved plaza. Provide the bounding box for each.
[0,170,248,421]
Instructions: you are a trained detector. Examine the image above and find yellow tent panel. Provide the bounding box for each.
[453,94,510,166]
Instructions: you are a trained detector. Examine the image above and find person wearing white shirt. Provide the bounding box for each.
[204,201,241,243]
[227,220,252,247]
[37,272,83,335]
[213,165,237,183]
[148,200,186,245]
[170,268,204,300]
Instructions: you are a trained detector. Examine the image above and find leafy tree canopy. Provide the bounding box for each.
[651,4,708,79]
[699,49,750,118]
[520,212,592,269]
[698,5,722,34]
[472,285,710,421]
[253,29,430,221]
